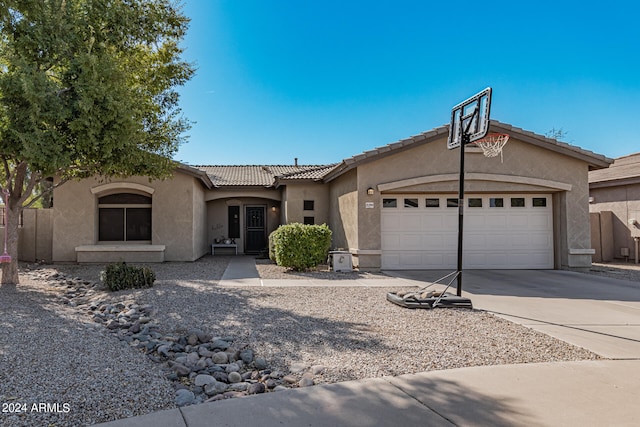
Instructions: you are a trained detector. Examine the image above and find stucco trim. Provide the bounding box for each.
[90,182,156,195]
[569,248,596,255]
[377,173,573,192]
[75,245,166,252]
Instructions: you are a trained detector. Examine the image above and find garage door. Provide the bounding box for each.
[381,194,553,269]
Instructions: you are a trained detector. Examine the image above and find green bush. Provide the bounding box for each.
[101,262,155,291]
[269,223,332,271]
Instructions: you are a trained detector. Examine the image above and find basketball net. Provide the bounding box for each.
[473,133,509,162]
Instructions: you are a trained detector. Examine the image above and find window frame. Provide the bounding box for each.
[404,198,419,208]
[382,198,398,208]
[98,192,152,243]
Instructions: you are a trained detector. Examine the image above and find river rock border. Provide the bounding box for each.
[22,267,324,407]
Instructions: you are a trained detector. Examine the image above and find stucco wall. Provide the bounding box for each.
[14,208,53,262]
[192,180,209,260]
[52,172,203,262]
[328,169,358,253]
[350,134,593,269]
[590,185,640,261]
[281,182,329,225]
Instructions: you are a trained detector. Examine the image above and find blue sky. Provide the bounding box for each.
[174,0,639,166]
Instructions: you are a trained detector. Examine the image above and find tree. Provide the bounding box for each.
[545,128,569,141]
[0,0,194,284]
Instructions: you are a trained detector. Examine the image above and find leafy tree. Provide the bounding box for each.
[545,128,569,141]
[0,0,194,284]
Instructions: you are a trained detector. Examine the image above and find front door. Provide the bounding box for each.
[245,206,266,254]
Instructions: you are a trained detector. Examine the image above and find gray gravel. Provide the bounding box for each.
[0,281,174,427]
[1,256,606,426]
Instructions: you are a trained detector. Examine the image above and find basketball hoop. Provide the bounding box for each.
[473,133,509,162]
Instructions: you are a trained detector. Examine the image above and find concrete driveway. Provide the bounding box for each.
[387,269,640,359]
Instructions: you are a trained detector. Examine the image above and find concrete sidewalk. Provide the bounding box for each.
[93,263,640,426]
[95,360,640,426]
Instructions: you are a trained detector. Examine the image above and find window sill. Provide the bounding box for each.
[75,245,165,263]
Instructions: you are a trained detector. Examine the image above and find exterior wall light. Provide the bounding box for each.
[271,206,277,212]
[367,187,375,196]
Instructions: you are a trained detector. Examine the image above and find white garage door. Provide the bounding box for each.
[381,194,554,269]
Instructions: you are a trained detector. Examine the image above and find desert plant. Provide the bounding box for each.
[270,223,332,271]
[101,262,155,291]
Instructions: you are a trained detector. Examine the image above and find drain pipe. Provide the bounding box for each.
[635,237,639,264]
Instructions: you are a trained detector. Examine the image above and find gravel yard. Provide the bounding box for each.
[2,256,627,426]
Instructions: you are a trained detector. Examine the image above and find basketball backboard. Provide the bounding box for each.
[447,87,492,149]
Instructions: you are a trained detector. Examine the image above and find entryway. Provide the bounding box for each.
[245,205,266,254]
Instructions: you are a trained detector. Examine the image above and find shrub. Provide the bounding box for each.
[270,223,332,271]
[101,262,155,291]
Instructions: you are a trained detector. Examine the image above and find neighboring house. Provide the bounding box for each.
[589,153,640,262]
[40,119,611,270]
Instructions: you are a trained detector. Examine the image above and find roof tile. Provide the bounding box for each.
[194,164,336,187]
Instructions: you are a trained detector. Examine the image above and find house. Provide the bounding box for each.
[33,120,611,270]
[589,153,640,263]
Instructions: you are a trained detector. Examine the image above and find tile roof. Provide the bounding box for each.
[589,152,640,185]
[194,165,336,187]
[277,164,339,181]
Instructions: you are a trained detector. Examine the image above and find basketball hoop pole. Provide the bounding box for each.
[456,110,477,296]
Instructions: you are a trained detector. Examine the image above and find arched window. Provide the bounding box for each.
[98,193,152,242]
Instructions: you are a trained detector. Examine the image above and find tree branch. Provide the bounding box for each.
[23,177,68,209]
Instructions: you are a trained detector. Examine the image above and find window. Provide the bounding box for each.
[468,198,482,208]
[490,198,504,207]
[447,198,459,208]
[228,206,240,238]
[383,198,397,208]
[511,198,525,207]
[303,216,315,225]
[303,200,314,211]
[98,193,151,242]
[426,198,440,208]
[532,197,547,207]
[404,198,419,208]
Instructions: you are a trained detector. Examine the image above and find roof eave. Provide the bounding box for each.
[175,163,214,189]
[589,176,640,189]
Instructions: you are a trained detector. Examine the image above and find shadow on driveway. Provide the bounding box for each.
[386,269,640,301]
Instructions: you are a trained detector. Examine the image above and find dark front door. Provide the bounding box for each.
[245,206,266,253]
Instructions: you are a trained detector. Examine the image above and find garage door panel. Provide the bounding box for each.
[529,214,552,228]
[486,233,510,247]
[422,214,444,230]
[509,233,534,249]
[403,233,423,250]
[466,215,486,228]
[507,214,529,228]
[382,193,553,270]
[403,215,422,228]
[465,233,487,249]
[528,232,552,247]
[381,215,402,231]
[485,214,508,229]
[381,233,402,250]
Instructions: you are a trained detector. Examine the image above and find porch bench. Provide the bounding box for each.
[211,243,238,255]
[75,245,166,263]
